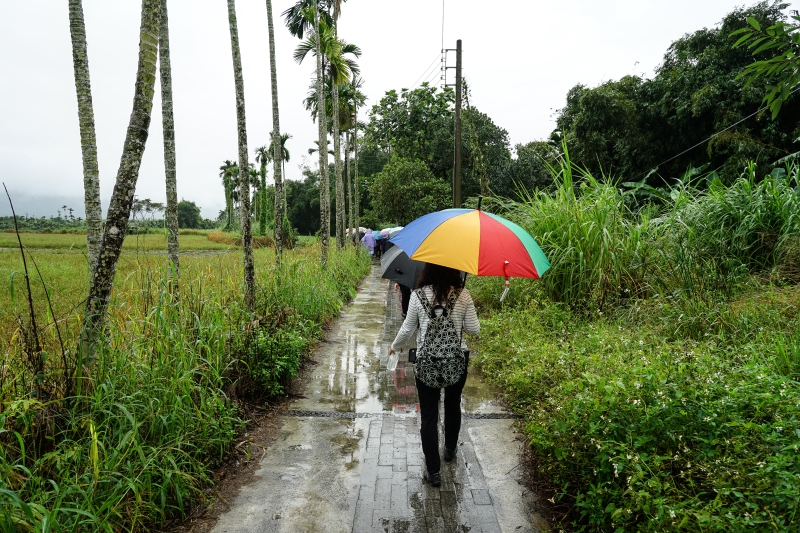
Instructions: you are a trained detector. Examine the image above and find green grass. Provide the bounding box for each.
[469,157,800,532]
[0,232,235,251]
[0,241,370,531]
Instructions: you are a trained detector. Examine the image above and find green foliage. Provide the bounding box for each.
[472,157,800,532]
[176,200,202,229]
[505,144,650,312]
[475,300,800,532]
[360,83,514,202]
[0,245,369,531]
[733,4,800,118]
[555,2,800,185]
[367,158,450,226]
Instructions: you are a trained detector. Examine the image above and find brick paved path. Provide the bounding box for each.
[211,264,547,533]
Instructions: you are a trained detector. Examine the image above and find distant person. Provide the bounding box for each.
[361,229,376,255]
[388,263,480,487]
[394,282,412,318]
[374,233,384,259]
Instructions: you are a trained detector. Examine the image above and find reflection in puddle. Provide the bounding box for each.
[310,266,505,417]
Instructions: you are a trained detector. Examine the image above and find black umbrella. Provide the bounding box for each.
[380,246,425,289]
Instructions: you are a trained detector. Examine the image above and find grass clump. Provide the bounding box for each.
[0,243,369,531]
[471,154,800,532]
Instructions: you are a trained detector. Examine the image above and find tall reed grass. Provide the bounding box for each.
[473,155,800,532]
[0,243,369,531]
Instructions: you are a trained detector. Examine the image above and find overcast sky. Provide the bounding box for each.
[0,0,785,219]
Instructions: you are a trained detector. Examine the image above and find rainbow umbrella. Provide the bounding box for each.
[389,208,550,281]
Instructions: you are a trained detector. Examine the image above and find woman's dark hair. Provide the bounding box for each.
[415,263,464,304]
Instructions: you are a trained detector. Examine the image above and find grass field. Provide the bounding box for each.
[0,231,237,251]
[0,232,370,531]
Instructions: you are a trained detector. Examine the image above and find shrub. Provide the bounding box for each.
[475,301,800,532]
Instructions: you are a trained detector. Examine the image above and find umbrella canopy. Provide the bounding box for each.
[380,246,426,288]
[388,226,404,238]
[389,208,550,279]
[379,227,392,237]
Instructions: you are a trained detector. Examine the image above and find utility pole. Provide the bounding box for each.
[444,39,462,207]
[453,39,462,208]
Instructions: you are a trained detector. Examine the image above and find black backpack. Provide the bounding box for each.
[413,288,466,388]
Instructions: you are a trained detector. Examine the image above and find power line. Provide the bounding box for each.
[635,86,800,181]
[409,54,441,90]
[422,65,441,86]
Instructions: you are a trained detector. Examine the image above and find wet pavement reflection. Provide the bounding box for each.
[211,264,548,533]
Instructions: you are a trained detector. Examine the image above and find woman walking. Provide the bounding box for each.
[388,263,479,487]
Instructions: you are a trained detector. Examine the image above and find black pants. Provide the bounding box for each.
[399,284,411,316]
[415,372,467,474]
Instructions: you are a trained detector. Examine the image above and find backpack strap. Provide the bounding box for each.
[416,287,462,319]
[447,287,464,344]
[415,288,436,318]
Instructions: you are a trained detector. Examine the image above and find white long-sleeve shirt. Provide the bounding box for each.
[391,286,480,351]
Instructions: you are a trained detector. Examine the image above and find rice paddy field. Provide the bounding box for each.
[0,231,370,532]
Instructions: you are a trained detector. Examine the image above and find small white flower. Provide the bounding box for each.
[669,510,676,518]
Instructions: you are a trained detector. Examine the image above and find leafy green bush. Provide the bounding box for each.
[249,324,311,396]
[474,160,800,531]
[475,297,800,532]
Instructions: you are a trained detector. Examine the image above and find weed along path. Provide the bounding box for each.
[211,264,548,533]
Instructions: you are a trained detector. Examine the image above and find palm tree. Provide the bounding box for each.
[68,0,102,280]
[313,2,329,265]
[226,0,255,312]
[268,132,292,223]
[219,160,238,229]
[282,0,335,39]
[266,0,284,262]
[159,0,179,290]
[248,165,261,227]
[294,17,359,249]
[342,75,365,234]
[254,146,270,236]
[304,75,364,236]
[81,0,161,369]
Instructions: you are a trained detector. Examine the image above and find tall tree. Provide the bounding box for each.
[159,0,179,289]
[254,146,270,235]
[294,17,359,249]
[330,5,344,248]
[269,132,292,219]
[266,0,284,262]
[81,0,161,363]
[226,0,255,311]
[314,2,329,265]
[353,92,360,237]
[219,160,238,229]
[68,0,102,280]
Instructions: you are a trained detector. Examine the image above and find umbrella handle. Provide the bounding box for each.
[499,277,510,302]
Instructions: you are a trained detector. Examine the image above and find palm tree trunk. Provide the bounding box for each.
[314,1,328,266]
[353,105,360,237]
[282,158,288,221]
[266,0,283,263]
[333,83,344,248]
[226,186,233,229]
[259,163,267,236]
[159,0,179,291]
[345,130,352,234]
[68,0,102,281]
[226,0,255,312]
[81,0,161,365]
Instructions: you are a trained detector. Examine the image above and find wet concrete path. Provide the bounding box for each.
[211,265,547,533]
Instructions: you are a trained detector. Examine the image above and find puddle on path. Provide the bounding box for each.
[292,264,506,418]
[211,264,546,533]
